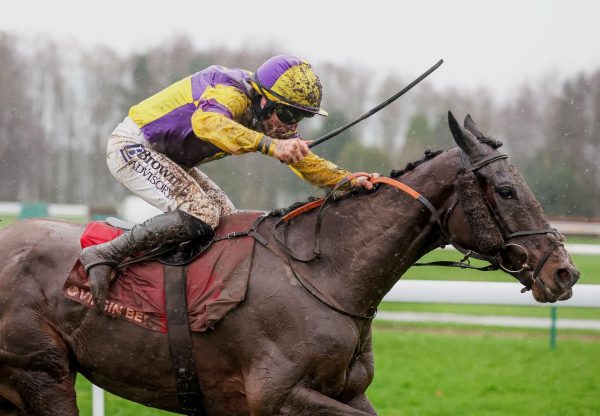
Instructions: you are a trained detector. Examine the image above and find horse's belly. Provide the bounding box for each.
[199,376,249,415]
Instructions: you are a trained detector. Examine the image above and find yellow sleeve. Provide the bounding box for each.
[191,84,265,155]
[287,153,351,189]
[192,110,263,155]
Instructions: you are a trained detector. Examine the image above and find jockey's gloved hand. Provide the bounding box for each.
[272,138,313,164]
[351,173,380,190]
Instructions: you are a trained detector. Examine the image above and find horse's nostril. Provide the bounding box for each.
[555,268,577,289]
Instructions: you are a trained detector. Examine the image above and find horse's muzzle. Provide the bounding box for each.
[532,265,579,303]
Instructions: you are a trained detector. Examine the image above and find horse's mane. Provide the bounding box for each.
[390,149,444,178]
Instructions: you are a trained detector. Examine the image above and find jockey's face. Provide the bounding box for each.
[260,97,299,127]
[260,97,299,139]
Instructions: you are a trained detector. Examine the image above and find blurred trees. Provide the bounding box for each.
[0,33,599,218]
[526,74,600,217]
[0,33,42,202]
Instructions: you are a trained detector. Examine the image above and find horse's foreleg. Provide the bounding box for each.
[5,314,79,416]
[16,371,78,416]
[345,394,377,414]
[14,348,78,416]
[339,333,376,414]
[278,385,376,416]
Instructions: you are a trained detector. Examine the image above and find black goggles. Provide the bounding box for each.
[274,104,315,125]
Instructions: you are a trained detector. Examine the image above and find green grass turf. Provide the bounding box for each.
[566,235,600,244]
[74,324,600,415]
[367,324,600,416]
[0,215,16,227]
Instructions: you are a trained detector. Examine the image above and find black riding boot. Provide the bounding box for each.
[79,210,214,313]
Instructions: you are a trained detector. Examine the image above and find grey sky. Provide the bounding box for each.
[2,0,599,101]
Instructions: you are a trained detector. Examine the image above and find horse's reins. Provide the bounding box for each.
[274,153,567,317]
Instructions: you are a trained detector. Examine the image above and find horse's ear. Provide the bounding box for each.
[464,114,484,138]
[448,111,462,141]
[448,111,481,157]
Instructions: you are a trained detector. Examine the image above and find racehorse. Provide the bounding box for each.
[0,113,579,415]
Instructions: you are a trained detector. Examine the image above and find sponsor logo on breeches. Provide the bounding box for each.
[121,144,186,198]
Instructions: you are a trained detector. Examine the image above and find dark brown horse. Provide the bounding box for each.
[0,113,579,415]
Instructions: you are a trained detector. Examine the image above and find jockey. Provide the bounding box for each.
[79,55,375,311]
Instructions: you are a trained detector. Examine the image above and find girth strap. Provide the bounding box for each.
[163,264,206,416]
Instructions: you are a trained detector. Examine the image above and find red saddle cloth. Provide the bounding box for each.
[63,211,264,333]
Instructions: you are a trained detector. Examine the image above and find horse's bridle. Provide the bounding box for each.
[439,151,565,297]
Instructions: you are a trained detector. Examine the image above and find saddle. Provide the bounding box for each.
[63,211,265,332]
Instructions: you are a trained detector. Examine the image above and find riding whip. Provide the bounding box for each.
[308,58,444,149]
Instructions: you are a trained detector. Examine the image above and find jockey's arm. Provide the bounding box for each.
[191,85,265,155]
[189,85,315,164]
[193,107,321,166]
[190,85,372,189]
[288,153,353,189]
[288,153,378,190]
[192,110,265,155]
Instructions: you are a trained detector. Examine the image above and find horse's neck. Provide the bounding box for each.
[294,149,461,315]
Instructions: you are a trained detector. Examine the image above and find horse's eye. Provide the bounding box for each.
[497,186,515,199]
